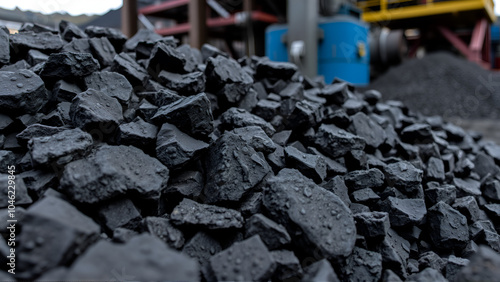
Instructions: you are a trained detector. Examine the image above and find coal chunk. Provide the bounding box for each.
[40,52,100,79]
[384,161,423,192]
[166,170,203,197]
[84,71,133,103]
[254,99,281,121]
[256,60,298,80]
[0,70,48,114]
[88,37,116,67]
[60,20,87,41]
[264,168,356,259]
[483,180,500,201]
[452,196,481,223]
[147,42,186,76]
[70,89,123,131]
[0,174,32,207]
[407,268,447,282]
[182,231,222,266]
[84,26,127,51]
[10,31,64,54]
[62,38,91,53]
[344,168,385,191]
[143,216,184,249]
[380,197,426,227]
[425,184,456,206]
[205,56,253,103]
[208,235,276,281]
[271,250,303,281]
[457,246,500,282]
[232,126,277,154]
[98,197,142,231]
[284,145,327,183]
[27,49,49,66]
[343,247,383,282]
[314,124,366,158]
[377,228,410,278]
[65,234,199,281]
[171,198,243,229]
[157,70,205,95]
[445,255,470,281]
[220,107,275,136]
[156,123,208,169]
[28,128,93,166]
[111,52,148,86]
[17,196,100,279]
[354,212,390,239]
[319,83,349,105]
[245,213,291,250]
[453,177,481,197]
[350,112,386,149]
[301,259,340,282]
[16,124,66,145]
[401,123,433,143]
[60,145,169,204]
[117,117,158,148]
[152,93,213,139]
[204,132,271,203]
[53,79,82,101]
[0,28,9,65]
[427,201,469,249]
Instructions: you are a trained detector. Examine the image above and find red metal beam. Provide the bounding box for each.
[470,18,488,52]
[139,0,189,15]
[437,25,472,58]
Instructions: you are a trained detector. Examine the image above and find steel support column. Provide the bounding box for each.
[189,0,207,49]
[122,0,138,38]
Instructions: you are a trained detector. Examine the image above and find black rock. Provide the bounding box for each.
[40,52,100,80]
[88,37,116,67]
[350,112,386,149]
[84,26,128,52]
[112,227,138,243]
[401,123,433,143]
[0,114,13,131]
[156,123,208,169]
[426,156,445,182]
[17,196,100,279]
[110,52,149,87]
[484,204,500,222]
[254,99,281,121]
[208,235,276,281]
[84,71,133,104]
[255,60,297,80]
[124,29,162,52]
[0,174,32,207]
[0,28,9,65]
[343,247,383,282]
[314,124,366,158]
[10,31,64,55]
[284,145,327,183]
[483,180,500,201]
[407,267,447,282]
[271,250,303,281]
[62,38,91,53]
[16,124,66,145]
[117,117,158,148]
[27,49,49,66]
[301,259,340,282]
[384,161,423,193]
[453,177,481,197]
[232,126,276,154]
[452,196,481,223]
[167,170,203,198]
[377,228,410,278]
[245,213,291,250]
[98,197,142,231]
[28,128,93,166]
[70,89,123,132]
[351,188,380,203]
[380,197,426,227]
[418,251,446,272]
[203,131,271,203]
[171,198,243,229]
[318,83,349,105]
[176,44,202,73]
[445,255,470,281]
[220,107,276,137]
[60,145,169,204]
[158,70,205,95]
[52,79,82,101]
[344,168,385,191]
[287,100,323,130]
[321,176,351,206]
[264,168,356,259]
[473,152,500,179]
[152,93,213,139]
[60,20,87,41]
[201,43,227,62]
[0,69,48,114]
[425,184,456,206]
[147,42,186,77]
[182,231,222,266]
[65,234,199,281]
[427,201,469,249]
[354,212,390,239]
[143,216,184,249]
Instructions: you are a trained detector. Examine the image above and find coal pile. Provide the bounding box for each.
[369,52,500,120]
[1,22,500,281]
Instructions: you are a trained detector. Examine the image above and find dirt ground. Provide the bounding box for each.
[447,118,500,144]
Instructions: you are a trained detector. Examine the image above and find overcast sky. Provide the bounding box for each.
[0,0,499,16]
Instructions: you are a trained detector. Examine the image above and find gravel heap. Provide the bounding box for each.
[1,22,500,281]
[369,52,500,120]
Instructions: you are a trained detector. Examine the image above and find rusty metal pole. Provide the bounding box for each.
[122,0,138,38]
[244,0,255,56]
[189,0,207,49]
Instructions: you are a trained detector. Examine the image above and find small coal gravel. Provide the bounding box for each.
[1,22,500,281]
[369,52,500,120]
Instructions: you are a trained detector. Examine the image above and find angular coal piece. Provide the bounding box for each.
[0,28,9,65]
[351,188,380,203]
[112,227,138,243]
[314,124,366,158]
[60,145,169,204]
[383,161,423,192]
[426,156,445,182]
[171,198,243,229]
[349,112,386,149]
[65,234,199,281]
[445,255,469,281]
[255,60,297,80]
[70,89,123,131]
[377,228,410,278]
[264,168,356,260]
[342,247,383,282]
[110,52,148,87]
[401,123,433,143]
[52,79,82,101]
[27,49,49,66]
[245,213,291,250]
[418,251,446,272]
[84,71,133,104]
[84,26,128,51]
[321,176,351,206]
[201,43,227,62]
[453,177,481,197]
[98,197,142,231]
[62,38,91,53]
[176,44,201,72]
[271,250,303,281]
[204,132,271,203]
[0,69,48,114]
[469,220,496,240]
[118,117,158,148]
[156,123,208,169]
[287,100,323,130]
[0,114,13,131]
[284,146,327,184]
[301,259,340,282]
[0,174,32,207]
[152,88,182,106]
[152,93,213,139]
[157,70,205,95]
[232,126,276,154]
[182,231,222,267]
[254,99,281,121]
[380,197,426,227]
[484,204,500,222]
[239,192,264,217]
[215,240,281,282]
[17,196,100,279]
[16,124,66,145]
[318,83,349,105]
[88,37,116,67]
[28,128,93,166]
[452,196,481,223]
[238,88,259,112]
[473,152,499,179]
[425,184,456,206]
[267,145,286,172]
[124,29,162,51]
[483,180,500,201]
[143,216,184,249]
[147,42,186,77]
[60,20,87,41]
[10,31,64,55]
[354,212,390,239]
[279,82,304,101]
[167,170,203,198]
[407,268,447,282]
[205,56,253,102]
[137,99,158,121]
[344,168,385,191]
[427,201,469,249]
[382,269,403,282]
[220,107,276,137]
[40,52,100,80]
